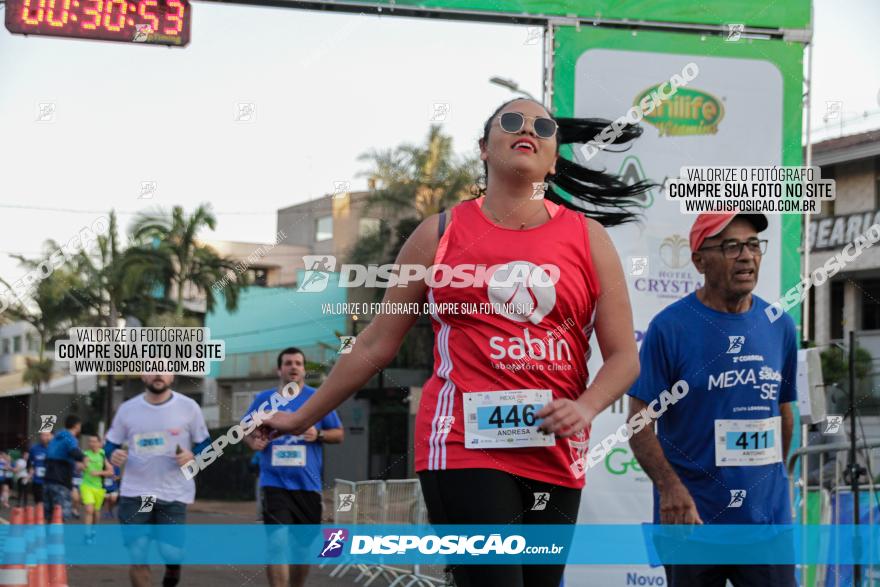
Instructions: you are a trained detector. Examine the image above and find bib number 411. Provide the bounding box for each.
[734,431,771,450]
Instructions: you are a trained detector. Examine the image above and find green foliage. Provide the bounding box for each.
[130,203,249,319]
[23,357,53,388]
[348,125,479,266]
[820,345,873,386]
[3,205,249,433]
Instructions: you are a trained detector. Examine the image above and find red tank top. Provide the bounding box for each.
[414,197,600,488]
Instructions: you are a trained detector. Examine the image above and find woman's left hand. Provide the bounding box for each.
[536,399,594,438]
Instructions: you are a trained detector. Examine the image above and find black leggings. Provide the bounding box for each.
[418,468,581,587]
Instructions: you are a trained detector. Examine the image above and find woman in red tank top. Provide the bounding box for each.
[262,98,650,587]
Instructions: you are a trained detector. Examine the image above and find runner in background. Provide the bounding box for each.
[102,463,122,519]
[27,431,51,506]
[43,415,86,521]
[13,451,29,507]
[259,98,648,587]
[71,465,83,518]
[249,452,261,522]
[105,372,211,587]
[244,347,344,587]
[628,212,796,587]
[81,435,114,543]
[0,452,12,508]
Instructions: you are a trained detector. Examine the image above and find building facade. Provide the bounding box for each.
[807,129,880,419]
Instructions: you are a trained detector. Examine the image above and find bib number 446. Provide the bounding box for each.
[487,404,537,428]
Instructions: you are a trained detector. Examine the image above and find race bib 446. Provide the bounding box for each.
[464,389,555,449]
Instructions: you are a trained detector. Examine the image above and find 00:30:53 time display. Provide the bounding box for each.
[18,0,185,36]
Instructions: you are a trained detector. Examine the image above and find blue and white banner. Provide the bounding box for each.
[2,524,877,565]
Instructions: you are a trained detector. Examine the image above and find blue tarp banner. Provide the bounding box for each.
[3,524,879,565]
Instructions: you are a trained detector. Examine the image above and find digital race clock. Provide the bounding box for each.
[4,0,191,46]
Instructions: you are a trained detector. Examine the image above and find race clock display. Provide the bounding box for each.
[5,0,191,46]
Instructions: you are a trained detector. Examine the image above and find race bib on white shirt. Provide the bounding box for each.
[271,444,306,467]
[464,389,555,449]
[715,416,782,466]
[132,431,168,456]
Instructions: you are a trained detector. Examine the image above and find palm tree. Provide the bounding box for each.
[0,258,89,434]
[129,204,248,322]
[74,212,166,325]
[348,125,478,372]
[72,211,173,422]
[351,124,479,264]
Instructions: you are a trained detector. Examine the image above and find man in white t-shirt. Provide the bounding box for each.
[13,452,29,507]
[105,372,211,587]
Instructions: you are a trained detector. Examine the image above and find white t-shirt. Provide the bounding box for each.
[106,391,210,504]
[13,458,28,481]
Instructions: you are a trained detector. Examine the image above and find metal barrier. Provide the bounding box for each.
[788,439,880,587]
[328,478,450,586]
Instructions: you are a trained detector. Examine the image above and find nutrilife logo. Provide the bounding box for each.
[636,84,723,137]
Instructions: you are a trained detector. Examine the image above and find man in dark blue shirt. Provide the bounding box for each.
[628,212,797,587]
[44,415,85,521]
[244,347,344,587]
[27,431,52,505]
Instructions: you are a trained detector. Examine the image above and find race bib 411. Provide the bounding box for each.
[715,416,782,467]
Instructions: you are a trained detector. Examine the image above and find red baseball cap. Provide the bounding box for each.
[689,212,768,253]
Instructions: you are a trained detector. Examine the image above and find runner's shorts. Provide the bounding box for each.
[80,485,106,510]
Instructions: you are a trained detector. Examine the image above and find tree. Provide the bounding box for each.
[347,125,477,373]
[72,211,174,423]
[350,124,478,265]
[0,258,89,434]
[820,344,874,411]
[129,204,248,322]
[820,345,873,385]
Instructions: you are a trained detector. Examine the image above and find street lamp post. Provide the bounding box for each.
[489,77,537,101]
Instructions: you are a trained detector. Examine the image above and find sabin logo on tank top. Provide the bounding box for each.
[486,261,570,365]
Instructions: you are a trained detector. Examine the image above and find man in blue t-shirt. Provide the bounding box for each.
[27,431,52,505]
[243,346,344,587]
[628,212,797,587]
[44,415,86,521]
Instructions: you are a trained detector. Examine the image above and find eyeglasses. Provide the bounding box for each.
[699,238,768,258]
[498,112,558,139]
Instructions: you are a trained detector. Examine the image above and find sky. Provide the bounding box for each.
[1,0,879,287]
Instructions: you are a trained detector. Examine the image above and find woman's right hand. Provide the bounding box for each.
[258,412,304,436]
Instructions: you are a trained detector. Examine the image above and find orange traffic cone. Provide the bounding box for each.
[0,507,28,587]
[32,506,49,587]
[23,506,40,587]
[46,506,67,587]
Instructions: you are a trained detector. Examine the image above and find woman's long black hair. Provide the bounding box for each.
[475,98,655,227]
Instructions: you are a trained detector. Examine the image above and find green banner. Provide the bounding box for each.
[552,25,804,324]
[555,27,807,587]
[328,0,810,29]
